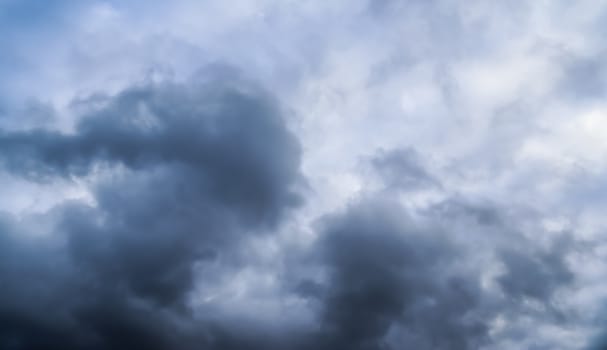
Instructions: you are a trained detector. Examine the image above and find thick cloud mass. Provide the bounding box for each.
[312,199,488,350]
[3,0,607,349]
[0,72,303,349]
[0,99,578,349]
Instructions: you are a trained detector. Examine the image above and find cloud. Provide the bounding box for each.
[0,68,303,349]
[2,0,607,349]
[310,197,488,350]
[497,238,574,302]
[369,147,441,191]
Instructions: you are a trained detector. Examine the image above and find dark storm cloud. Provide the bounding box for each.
[0,70,304,349]
[196,145,578,350]
[0,73,302,208]
[497,238,574,302]
[293,147,579,350]
[0,71,582,350]
[587,329,607,350]
[304,197,490,350]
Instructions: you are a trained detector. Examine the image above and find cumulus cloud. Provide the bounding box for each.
[309,198,487,350]
[0,69,304,349]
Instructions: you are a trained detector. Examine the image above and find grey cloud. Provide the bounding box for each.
[1,0,602,346]
[293,147,579,350]
[427,197,505,228]
[0,69,304,349]
[497,239,574,302]
[429,196,576,305]
[0,137,581,350]
[305,197,490,350]
[558,52,607,100]
[587,330,607,350]
[370,147,441,191]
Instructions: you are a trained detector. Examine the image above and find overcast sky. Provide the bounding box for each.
[2,1,607,349]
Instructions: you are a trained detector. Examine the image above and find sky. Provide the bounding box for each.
[1,1,607,349]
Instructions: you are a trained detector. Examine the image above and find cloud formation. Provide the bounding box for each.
[310,198,488,350]
[2,0,607,349]
[0,69,304,349]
